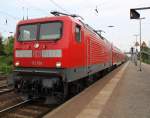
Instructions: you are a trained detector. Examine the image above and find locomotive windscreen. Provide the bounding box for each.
[39,22,62,40]
[18,22,62,41]
[18,24,37,41]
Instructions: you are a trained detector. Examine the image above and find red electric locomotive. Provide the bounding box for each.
[12,11,125,101]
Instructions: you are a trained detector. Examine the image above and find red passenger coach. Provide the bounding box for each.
[112,46,125,66]
[12,11,125,101]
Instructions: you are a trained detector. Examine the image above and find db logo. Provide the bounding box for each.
[33,50,42,57]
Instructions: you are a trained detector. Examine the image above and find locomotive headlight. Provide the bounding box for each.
[34,43,39,48]
[56,62,61,68]
[15,62,20,66]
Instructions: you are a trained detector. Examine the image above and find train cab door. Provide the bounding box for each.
[74,24,85,64]
[85,35,90,74]
[74,24,87,77]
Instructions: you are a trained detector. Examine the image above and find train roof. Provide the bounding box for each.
[18,15,103,37]
[113,45,124,53]
[18,16,78,25]
[17,12,112,46]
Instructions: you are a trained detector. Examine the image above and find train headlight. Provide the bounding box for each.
[56,62,61,68]
[34,43,39,48]
[15,62,20,66]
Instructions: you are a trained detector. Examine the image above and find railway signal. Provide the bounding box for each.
[131,47,134,54]
[130,7,150,19]
[130,7,150,71]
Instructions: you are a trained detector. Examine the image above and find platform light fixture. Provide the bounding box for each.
[130,9,140,19]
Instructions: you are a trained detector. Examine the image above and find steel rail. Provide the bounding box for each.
[0,88,14,95]
[0,99,32,114]
[0,85,8,89]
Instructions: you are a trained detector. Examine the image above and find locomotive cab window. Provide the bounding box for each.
[75,25,81,42]
[18,24,37,41]
[17,22,62,41]
[39,22,62,40]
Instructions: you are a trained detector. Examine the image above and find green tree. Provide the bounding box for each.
[141,45,150,64]
[4,36,14,65]
[0,36,5,55]
[4,36,14,56]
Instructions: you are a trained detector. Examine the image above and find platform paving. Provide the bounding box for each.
[43,61,150,118]
[99,62,150,118]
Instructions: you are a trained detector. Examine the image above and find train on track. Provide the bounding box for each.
[11,11,125,102]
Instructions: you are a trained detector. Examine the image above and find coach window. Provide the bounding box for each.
[75,25,81,42]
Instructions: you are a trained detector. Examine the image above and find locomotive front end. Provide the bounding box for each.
[13,17,71,100]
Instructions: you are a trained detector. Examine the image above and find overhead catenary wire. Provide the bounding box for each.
[18,0,68,15]
[17,0,49,20]
[49,0,69,13]
[0,0,50,36]
[0,0,51,36]
[0,0,76,35]
[7,0,71,20]
[0,10,20,20]
[29,7,49,15]
[0,11,19,35]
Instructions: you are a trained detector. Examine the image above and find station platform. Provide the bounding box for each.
[43,61,150,118]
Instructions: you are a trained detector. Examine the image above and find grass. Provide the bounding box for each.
[0,56,13,75]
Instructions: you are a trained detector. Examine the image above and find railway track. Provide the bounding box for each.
[0,65,118,118]
[0,67,119,118]
[0,86,14,95]
[0,76,14,95]
[0,79,7,87]
[0,76,59,118]
[0,76,7,81]
[0,91,23,111]
[0,99,58,118]
[0,76,8,89]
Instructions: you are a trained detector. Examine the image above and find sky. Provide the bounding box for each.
[0,0,150,52]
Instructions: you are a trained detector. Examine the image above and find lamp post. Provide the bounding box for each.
[139,17,145,71]
[133,34,139,52]
[107,25,115,61]
[133,34,139,66]
[107,25,115,43]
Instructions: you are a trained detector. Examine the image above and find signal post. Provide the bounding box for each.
[130,7,150,71]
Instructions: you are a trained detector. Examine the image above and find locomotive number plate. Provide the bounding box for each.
[32,61,43,66]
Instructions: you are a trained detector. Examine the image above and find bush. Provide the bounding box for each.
[0,56,13,75]
[0,37,5,55]
[4,36,14,56]
[0,36,14,75]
